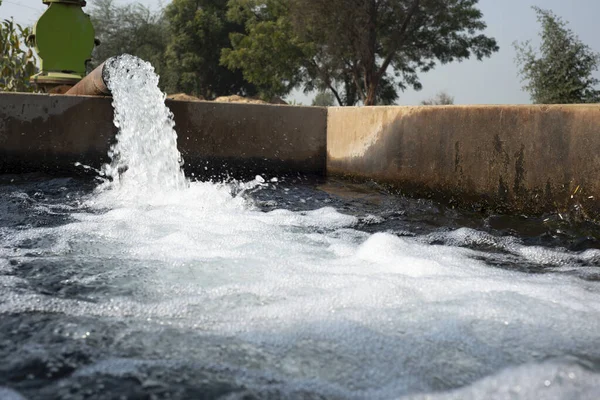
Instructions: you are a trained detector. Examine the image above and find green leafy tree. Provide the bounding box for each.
[311,91,335,106]
[164,0,257,99]
[421,91,454,105]
[221,0,308,100]
[0,18,37,92]
[89,0,170,87]
[223,0,498,106]
[222,0,389,105]
[514,7,600,104]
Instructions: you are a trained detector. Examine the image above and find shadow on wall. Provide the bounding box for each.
[0,94,115,174]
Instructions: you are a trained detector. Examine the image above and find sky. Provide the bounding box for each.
[2,0,599,105]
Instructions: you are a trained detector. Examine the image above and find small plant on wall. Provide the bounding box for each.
[0,16,38,92]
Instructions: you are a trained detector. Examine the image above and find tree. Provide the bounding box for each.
[164,0,257,99]
[312,91,335,106]
[88,0,170,89]
[514,7,600,104]
[0,18,37,92]
[221,0,309,100]
[221,0,400,105]
[421,91,454,105]
[223,0,498,106]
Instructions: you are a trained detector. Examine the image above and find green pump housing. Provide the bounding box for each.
[30,0,96,89]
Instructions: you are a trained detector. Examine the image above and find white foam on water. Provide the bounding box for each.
[426,227,600,274]
[3,207,600,399]
[1,55,599,399]
[404,360,600,400]
[3,179,600,398]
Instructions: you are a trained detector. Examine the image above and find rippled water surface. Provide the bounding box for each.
[1,174,599,400]
[1,55,599,399]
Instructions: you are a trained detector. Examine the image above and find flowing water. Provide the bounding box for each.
[1,55,600,400]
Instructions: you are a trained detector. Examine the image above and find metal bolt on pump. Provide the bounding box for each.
[29,0,96,92]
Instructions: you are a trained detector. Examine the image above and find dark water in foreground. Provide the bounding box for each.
[1,174,599,400]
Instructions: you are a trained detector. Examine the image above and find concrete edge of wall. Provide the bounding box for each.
[0,92,328,180]
[327,104,600,221]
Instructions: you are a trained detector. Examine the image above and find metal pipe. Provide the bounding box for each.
[65,61,109,96]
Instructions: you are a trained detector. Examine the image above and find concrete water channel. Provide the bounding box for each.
[1,85,600,399]
[2,0,599,397]
[0,51,600,399]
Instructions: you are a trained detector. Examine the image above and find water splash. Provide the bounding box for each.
[100,55,188,194]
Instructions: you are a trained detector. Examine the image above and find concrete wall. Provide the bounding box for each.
[168,100,326,179]
[2,92,600,219]
[0,93,327,179]
[327,105,600,219]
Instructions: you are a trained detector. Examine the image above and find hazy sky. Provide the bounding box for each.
[2,0,599,105]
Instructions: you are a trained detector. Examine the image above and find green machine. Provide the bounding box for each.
[30,0,96,91]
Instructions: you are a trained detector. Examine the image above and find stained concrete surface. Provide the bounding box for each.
[167,99,326,179]
[327,105,600,220]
